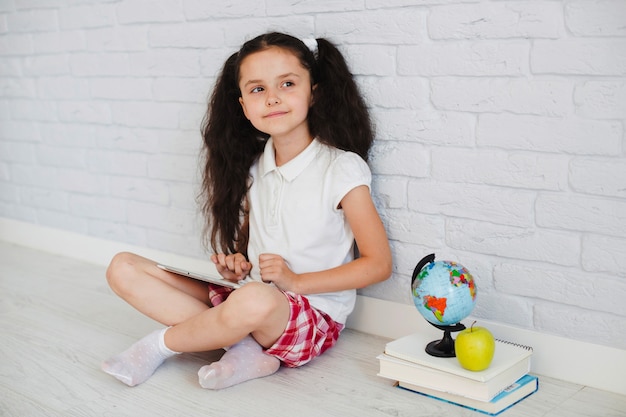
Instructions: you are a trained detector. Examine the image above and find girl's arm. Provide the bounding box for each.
[259,185,392,294]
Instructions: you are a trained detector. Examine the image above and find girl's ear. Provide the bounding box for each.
[310,83,317,106]
[239,97,250,120]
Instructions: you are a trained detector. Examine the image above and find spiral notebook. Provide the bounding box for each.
[378,331,533,401]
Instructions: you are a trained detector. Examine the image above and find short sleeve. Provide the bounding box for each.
[328,151,372,210]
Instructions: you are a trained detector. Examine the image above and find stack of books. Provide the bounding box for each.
[377,331,538,416]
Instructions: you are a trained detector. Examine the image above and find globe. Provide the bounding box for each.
[412,254,477,326]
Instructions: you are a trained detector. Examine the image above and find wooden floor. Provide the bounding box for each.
[1,240,625,417]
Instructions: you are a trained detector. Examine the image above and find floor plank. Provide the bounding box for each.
[1,241,624,417]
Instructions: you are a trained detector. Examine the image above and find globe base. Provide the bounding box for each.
[425,322,466,358]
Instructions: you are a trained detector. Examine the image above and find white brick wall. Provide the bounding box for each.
[1,0,625,349]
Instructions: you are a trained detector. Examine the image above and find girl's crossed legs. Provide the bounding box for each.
[101,252,288,388]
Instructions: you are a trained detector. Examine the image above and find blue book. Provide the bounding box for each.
[398,374,539,416]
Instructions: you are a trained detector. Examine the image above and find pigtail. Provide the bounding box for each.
[308,38,374,161]
[200,52,265,255]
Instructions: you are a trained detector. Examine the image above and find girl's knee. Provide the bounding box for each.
[105,252,139,293]
[224,283,286,325]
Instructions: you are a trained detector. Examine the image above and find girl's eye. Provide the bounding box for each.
[281,81,294,88]
[251,86,264,93]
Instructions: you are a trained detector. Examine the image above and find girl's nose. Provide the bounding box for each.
[266,92,280,106]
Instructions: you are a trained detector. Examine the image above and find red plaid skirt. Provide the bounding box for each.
[208,284,344,367]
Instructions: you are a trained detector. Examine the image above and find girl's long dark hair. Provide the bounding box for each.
[200,32,374,255]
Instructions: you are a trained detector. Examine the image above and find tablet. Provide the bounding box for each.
[156,263,243,289]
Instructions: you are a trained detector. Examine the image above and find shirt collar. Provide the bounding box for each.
[260,137,321,182]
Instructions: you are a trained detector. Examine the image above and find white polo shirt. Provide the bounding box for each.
[247,137,372,324]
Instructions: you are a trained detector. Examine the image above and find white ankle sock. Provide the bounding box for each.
[102,328,179,387]
[198,335,280,389]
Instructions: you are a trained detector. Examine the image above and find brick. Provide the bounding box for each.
[477,114,622,155]
[147,154,197,182]
[148,23,223,49]
[408,181,535,227]
[343,45,396,76]
[431,148,567,191]
[110,176,170,205]
[37,209,87,234]
[536,193,626,238]
[569,157,626,198]
[154,129,202,156]
[371,177,407,209]
[117,1,184,23]
[153,77,209,104]
[129,50,200,77]
[110,101,179,129]
[446,219,580,266]
[582,235,626,277]
[0,182,19,202]
[267,0,363,15]
[36,145,86,169]
[38,77,90,100]
[167,182,196,210]
[11,99,57,122]
[87,220,147,248]
[87,149,147,177]
[32,31,85,54]
[532,39,626,76]
[565,0,626,37]
[70,194,125,222]
[431,77,573,117]
[429,2,562,39]
[86,26,148,52]
[127,200,195,234]
[178,103,205,130]
[146,228,205,258]
[360,76,429,109]
[495,262,626,316]
[0,201,37,222]
[57,168,109,194]
[20,186,68,211]
[0,140,35,164]
[7,9,58,32]
[184,0,263,19]
[575,80,626,119]
[221,17,315,47]
[0,33,33,55]
[70,53,129,77]
[382,209,445,247]
[89,77,152,101]
[399,42,529,76]
[59,4,116,29]
[57,101,112,125]
[373,109,475,146]
[42,123,97,148]
[368,140,429,177]
[0,77,36,98]
[0,58,21,77]
[317,9,426,44]
[472,293,532,328]
[0,120,41,141]
[23,54,70,76]
[95,126,160,152]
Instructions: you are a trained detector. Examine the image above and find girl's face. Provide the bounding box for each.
[238,46,313,143]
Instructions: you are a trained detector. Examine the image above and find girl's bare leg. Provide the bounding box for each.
[102,252,289,387]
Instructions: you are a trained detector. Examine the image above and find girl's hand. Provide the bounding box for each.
[211,253,252,282]
[258,253,298,291]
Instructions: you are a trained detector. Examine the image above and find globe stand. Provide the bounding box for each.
[425,322,466,358]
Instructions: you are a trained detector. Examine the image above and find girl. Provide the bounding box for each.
[102,32,392,389]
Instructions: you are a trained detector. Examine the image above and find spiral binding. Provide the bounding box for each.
[495,338,534,351]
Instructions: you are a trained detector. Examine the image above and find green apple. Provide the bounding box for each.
[455,321,495,371]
